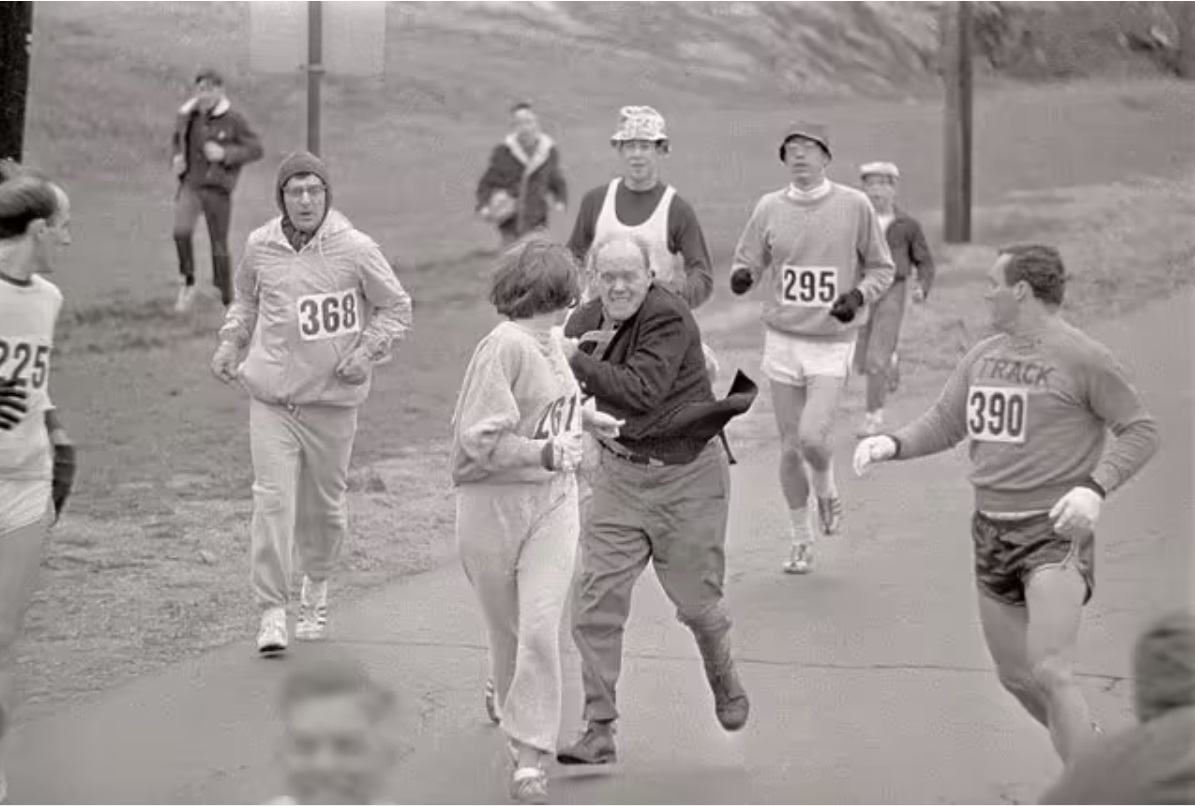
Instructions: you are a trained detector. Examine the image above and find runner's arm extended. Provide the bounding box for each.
[888,344,982,459]
[854,200,896,305]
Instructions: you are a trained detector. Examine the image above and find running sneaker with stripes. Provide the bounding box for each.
[257,607,288,654]
[295,576,328,641]
[815,495,844,536]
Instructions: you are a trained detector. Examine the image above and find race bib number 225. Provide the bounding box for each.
[0,337,51,390]
[297,290,361,341]
[781,265,838,307]
[967,386,1028,444]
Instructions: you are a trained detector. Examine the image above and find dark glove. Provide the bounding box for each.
[52,443,77,520]
[0,379,28,431]
[730,268,755,296]
[829,288,865,323]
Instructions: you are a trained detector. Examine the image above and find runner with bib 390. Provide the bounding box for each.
[729,122,894,575]
[854,245,1159,764]
[211,152,412,656]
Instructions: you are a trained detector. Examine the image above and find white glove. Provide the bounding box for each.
[1049,486,1102,538]
[853,435,897,477]
[549,431,585,473]
[583,408,624,440]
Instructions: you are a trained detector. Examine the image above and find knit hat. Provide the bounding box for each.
[1133,611,1195,722]
[610,106,669,151]
[779,122,831,162]
[276,151,332,216]
[860,161,900,180]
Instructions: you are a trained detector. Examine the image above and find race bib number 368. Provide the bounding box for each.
[781,265,838,307]
[297,290,361,341]
[967,386,1028,444]
[0,336,51,390]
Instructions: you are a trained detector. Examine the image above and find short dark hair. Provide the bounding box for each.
[195,67,224,87]
[489,237,580,319]
[0,163,59,240]
[510,101,533,115]
[279,657,395,723]
[999,244,1067,307]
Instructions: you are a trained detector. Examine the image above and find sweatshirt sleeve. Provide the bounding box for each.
[909,218,936,297]
[356,237,413,359]
[729,196,772,283]
[567,189,602,265]
[1084,347,1160,495]
[891,339,989,459]
[452,337,546,478]
[667,196,714,310]
[222,111,264,167]
[218,237,261,348]
[855,198,896,305]
[568,307,687,414]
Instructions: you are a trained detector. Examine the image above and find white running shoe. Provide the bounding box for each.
[510,767,549,805]
[174,284,197,313]
[296,576,328,641]
[783,542,814,575]
[257,607,288,654]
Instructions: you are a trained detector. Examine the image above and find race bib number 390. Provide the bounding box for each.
[781,265,838,307]
[0,336,51,390]
[296,290,361,341]
[967,386,1028,444]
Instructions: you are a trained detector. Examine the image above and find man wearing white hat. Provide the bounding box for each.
[854,161,935,437]
[729,122,894,575]
[567,106,714,312]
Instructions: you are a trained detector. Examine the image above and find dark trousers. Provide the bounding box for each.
[571,439,733,723]
[173,183,233,305]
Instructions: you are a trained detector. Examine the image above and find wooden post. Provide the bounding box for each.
[1176,2,1195,80]
[0,1,35,161]
[942,1,973,243]
[306,0,324,156]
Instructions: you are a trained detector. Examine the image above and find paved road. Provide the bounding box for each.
[7,290,1192,804]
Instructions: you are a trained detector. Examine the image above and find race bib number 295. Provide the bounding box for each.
[967,386,1028,444]
[781,265,838,307]
[297,290,361,341]
[0,336,51,390]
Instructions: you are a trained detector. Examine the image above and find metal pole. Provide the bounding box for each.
[0,1,35,161]
[943,1,973,243]
[306,0,323,156]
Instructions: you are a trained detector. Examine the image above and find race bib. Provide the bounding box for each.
[0,335,52,391]
[296,290,361,342]
[532,393,583,439]
[780,265,838,307]
[967,385,1028,444]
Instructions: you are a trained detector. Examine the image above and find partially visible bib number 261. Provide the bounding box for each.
[297,290,361,341]
[781,265,838,307]
[967,386,1028,444]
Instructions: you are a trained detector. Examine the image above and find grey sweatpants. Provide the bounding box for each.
[249,399,358,611]
[457,474,580,753]
[572,439,732,723]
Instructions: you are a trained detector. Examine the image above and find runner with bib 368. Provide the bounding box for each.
[212,152,412,656]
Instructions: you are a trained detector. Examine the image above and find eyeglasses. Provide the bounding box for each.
[284,185,327,201]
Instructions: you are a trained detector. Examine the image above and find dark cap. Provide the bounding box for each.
[779,121,831,162]
[195,67,225,87]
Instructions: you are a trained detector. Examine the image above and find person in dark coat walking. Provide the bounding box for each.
[476,102,568,247]
[171,68,263,313]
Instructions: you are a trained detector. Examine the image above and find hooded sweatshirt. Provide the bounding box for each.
[218,154,412,408]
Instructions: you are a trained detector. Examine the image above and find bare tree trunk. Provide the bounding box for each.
[0,1,34,161]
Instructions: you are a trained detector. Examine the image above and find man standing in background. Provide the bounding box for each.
[853,161,935,437]
[476,101,568,247]
[171,68,263,313]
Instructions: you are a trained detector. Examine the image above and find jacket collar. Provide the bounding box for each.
[504,133,554,174]
[179,96,232,118]
[268,209,353,252]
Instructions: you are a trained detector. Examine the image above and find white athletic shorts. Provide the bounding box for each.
[761,329,856,387]
[0,478,52,535]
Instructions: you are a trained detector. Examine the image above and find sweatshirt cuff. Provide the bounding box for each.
[1085,470,1113,498]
